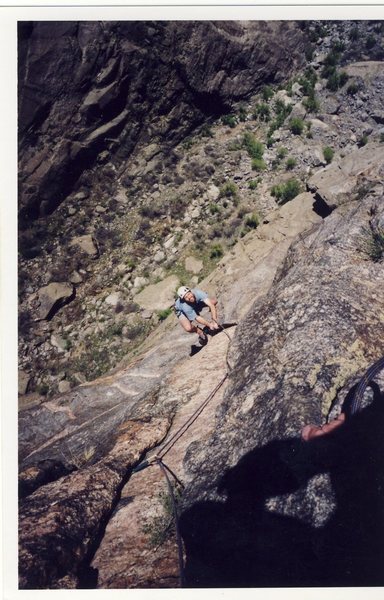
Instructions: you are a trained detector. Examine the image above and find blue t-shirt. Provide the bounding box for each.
[175,288,209,321]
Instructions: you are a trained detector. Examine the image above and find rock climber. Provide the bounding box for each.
[175,286,220,345]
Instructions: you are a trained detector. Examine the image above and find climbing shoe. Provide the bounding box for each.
[198,333,208,346]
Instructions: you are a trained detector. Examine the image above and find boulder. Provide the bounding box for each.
[69,270,83,284]
[206,184,220,201]
[133,276,148,289]
[154,250,165,263]
[18,393,44,412]
[69,235,98,257]
[58,380,72,393]
[37,283,75,321]
[289,101,307,120]
[50,334,69,352]
[184,256,203,274]
[308,142,384,209]
[134,275,179,311]
[104,292,122,307]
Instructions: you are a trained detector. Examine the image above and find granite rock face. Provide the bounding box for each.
[18,20,305,221]
[17,21,384,590]
[19,172,384,588]
[179,193,384,587]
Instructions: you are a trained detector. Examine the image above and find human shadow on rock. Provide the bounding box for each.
[179,383,384,587]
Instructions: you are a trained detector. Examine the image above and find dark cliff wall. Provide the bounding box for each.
[18,20,306,222]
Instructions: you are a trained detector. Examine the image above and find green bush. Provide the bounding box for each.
[303,94,320,113]
[200,124,213,138]
[274,99,292,123]
[305,46,314,61]
[298,68,317,96]
[277,146,288,159]
[253,102,271,121]
[227,139,242,152]
[210,243,224,259]
[289,117,305,135]
[308,23,327,43]
[244,213,259,229]
[248,180,258,190]
[157,308,172,321]
[261,85,274,101]
[322,50,341,74]
[286,157,297,170]
[110,323,123,336]
[358,134,369,147]
[252,158,267,171]
[332,39,345,52]
[271,178,301,205]
[219,181,238,198]
[326,70,349,91]
[243,132,264,160]
[360,225,384,262]
[323,146,335,164]
[346,82,359,95]
[237,205,249,218]
[238,106,247,122]
[209,203,220,215]
[221,114,237,128]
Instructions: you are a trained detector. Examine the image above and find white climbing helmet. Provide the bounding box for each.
[177,286,190,299]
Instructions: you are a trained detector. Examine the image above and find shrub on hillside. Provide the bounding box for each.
[326,70,349,91]
[253,103,270,121]
[157,308,172,321]
[243,132,264,160]
[303,94,320,113]
[289,118,305,135]
[346,82,360,95]
[219,181,238,198]
[271,178,301,205]
[252,158,266,171]
[238,106,247,122]
[221,114,237,128]
[261,85,274,101]
[244,213,259,229]
[210,243,224,259]
[358,134,369,147]
[323,146,335,164]
[277,147,288,159]
[286,157,297,170]
[349,26,359,41]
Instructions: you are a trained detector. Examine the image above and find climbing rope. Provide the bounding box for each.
[132,319,236,586]
[350,355,384,414]
[134,320,235,467]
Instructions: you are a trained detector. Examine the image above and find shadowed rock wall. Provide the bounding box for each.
[18,20,305,222]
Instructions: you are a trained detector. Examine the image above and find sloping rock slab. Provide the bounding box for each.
[308,142,384,209]
[179,195,384,587]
